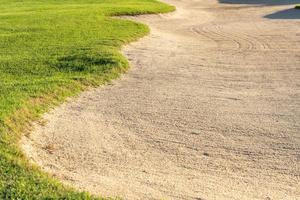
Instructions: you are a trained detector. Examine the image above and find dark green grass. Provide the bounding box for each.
[0,0,174,199]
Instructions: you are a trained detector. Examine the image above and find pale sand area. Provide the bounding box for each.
[22,0,300,199]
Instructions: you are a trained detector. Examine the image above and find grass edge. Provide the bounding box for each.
[0,2,175,199]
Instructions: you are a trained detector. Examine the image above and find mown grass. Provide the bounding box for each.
[0,0,174,199]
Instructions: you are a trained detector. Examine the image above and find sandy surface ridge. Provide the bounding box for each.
[22,0,300,199]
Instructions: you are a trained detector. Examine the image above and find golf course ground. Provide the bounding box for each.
[0,0,174,199]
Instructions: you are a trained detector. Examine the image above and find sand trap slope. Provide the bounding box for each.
[22,0,300,199]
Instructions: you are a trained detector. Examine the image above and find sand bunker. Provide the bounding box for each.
[22,0,300,199]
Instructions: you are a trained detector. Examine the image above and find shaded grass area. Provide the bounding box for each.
[264,7,300,19]
[0,0,174,199]
[296,4,300,8]
[219,0,300,6]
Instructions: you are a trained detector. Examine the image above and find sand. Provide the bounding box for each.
[22,0,300,199]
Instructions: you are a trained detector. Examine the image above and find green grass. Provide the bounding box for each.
[296,4,300,9]
[0,0,174,199]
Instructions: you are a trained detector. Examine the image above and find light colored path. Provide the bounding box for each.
[22,0,300,199]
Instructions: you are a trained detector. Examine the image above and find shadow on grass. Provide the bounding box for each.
[264,8,300,19]
[219,0,300,6]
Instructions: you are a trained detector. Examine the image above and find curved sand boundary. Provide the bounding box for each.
[22,0,300,199]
